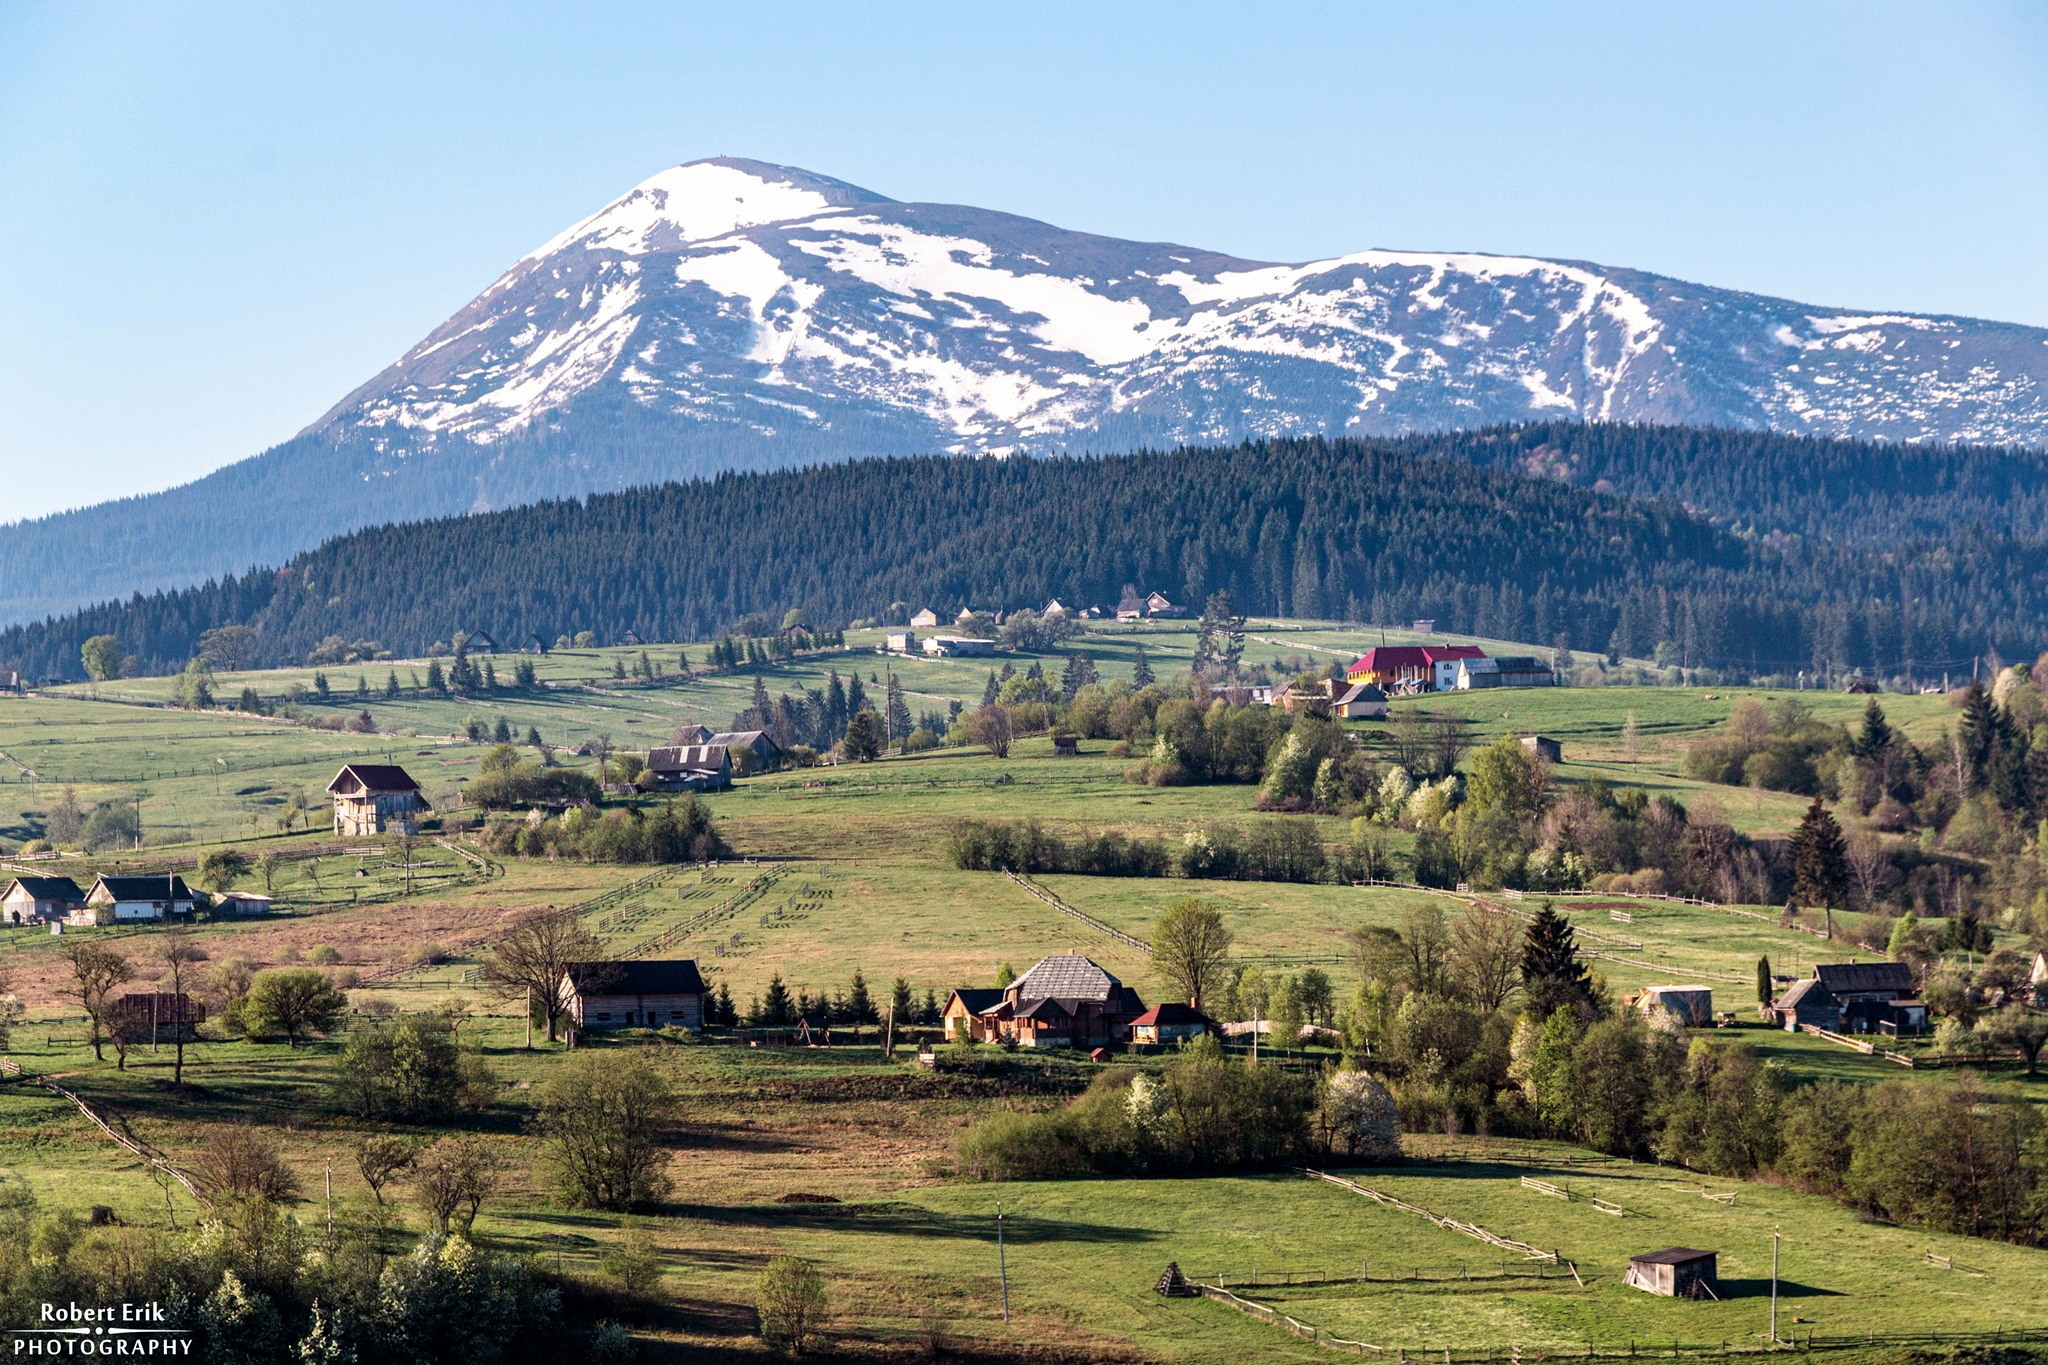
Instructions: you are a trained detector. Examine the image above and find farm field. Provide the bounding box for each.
[3,1018,2042,1363]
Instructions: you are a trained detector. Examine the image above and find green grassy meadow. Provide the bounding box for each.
[2,620,2037,1359]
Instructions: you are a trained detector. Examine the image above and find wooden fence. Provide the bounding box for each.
[1300,1169,1578,1277]
[0,1058,202,1203]
[1004,872,1151,952]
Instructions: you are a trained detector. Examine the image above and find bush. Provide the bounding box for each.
[242,968,348,1046]
[537,1052,675,1211]
[958,1040,1314,1179]
[756,1255,828,1356]
[597,1230,665,1294]
[332,1013,492,1121]
[190,1126,300,1203]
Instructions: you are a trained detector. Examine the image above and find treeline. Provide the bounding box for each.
[13,433,2048,680]
[948,817,1336,884]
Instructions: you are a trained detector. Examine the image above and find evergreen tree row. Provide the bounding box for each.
[6,434,2048,681]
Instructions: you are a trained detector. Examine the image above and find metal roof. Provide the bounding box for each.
[1010,954,1120,1003]
[1630,1248,1716,1266]
[566,960,706,996]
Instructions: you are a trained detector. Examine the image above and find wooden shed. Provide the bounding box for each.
[1624,1248,1718,1298]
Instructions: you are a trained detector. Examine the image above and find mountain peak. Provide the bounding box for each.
[524,157,891,259]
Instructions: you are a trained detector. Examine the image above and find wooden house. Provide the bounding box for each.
[1522,735,1564,764]
[708,730,784,773]
[1624,1248,1717,1298]
[1043,598,1070,619]
[1632,985,1713,1027]
[956,955,1146,1050]
[1333,682,1388,720]
[941,988,1005,1042]
[112,992,206,1043]
[1116,586,1145,622]
[464,630,499,653]
[910,608,941,628]
[326,763,427,836]
[0,669,21,694]
[885,631,918,654]
[212,892,274,917]
[1131,1002,1210,1045]
[1143,591,1186,618]
[564,959,706,1032]
[76,874,194,925]
[1770,978,1840,1031]
[1811,961,1925,1035]
[2032,950,2048,1005]
[643,744,733,791]
[2,875,84,925]
[1051,734,1079,757]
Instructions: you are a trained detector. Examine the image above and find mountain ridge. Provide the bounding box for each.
[6,156,2047,625]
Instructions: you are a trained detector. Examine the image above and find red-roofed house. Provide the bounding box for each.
[1346,645,1485,692]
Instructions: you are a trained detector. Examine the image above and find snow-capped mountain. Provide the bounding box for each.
[5,156,2048,627]
[319,157,2048,455]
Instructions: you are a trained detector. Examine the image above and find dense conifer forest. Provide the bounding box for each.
[6,431,2048,681]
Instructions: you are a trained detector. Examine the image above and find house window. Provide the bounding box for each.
[594,1012,612,1022]
[669,1011,686,1021]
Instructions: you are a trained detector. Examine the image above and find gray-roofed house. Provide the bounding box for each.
[564,959,707,1033]
[1811,961,1926,1035]
[76,874,194,925]
[707,730,783,773]
[942,988,1006,1042]
[644,744,733,791]
[1624,1248,1718,1299]
[326,763,428,836]
[3,875,85,925]
[986,954,1147,1049]
[1333,681,1388,720]
[1770,978,1840,1032]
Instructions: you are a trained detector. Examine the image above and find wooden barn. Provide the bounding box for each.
[3,875,84,925]
[1624,1248,1718,1298]
[327,763,428,836]
[113,992,206,1043]
[564,959,706,1033]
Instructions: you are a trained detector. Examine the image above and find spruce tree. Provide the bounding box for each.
[761,975,794,1026]
[1790,797,1848,910]
[385,669,400,699]
[714,982,735,1027]
[1520,902,1593,1020]
[981,670,1000,706]
[355,674,369,699]
[425,659,447,695]
[493,715,512,744]
[891,976,915,1022]
[1131,644,1154,687]
[1854,698,1892,758]
[1756,955,1773,1007]
[847,970,878,1025]
[920,987,940,1025]
[751,674,772,726]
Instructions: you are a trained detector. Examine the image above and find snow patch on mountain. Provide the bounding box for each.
[311,158,2048,456]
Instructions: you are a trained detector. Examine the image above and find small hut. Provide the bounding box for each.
[1625,1248,1718,1299]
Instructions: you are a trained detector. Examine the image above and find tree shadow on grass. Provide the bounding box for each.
[659,1200,1159,1245]
[1715,1279,1844,1299]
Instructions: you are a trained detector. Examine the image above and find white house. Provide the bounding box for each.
[72,874,194,925]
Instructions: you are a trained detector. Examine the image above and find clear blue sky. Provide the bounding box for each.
[3,1,2044,523]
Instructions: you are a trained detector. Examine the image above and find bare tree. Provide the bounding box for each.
[1399,903,1450,994]
[1622,712,1640,764]
[63,942,133,1064]
[1428,717,1473,780]
[1387,711,1428,775]
[1447,905,1522,1013]
[413,1135,499,1233]
[1845,832,1893,911]
[191,1125,299,1202]
[352,1133,417,1206]
[156,926,208,1087]
[479,909,607,1044]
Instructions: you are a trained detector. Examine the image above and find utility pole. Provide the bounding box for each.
[326,1159,334,1245]
[997,1205,1010,1323]
[1769,1229,1780,1346]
